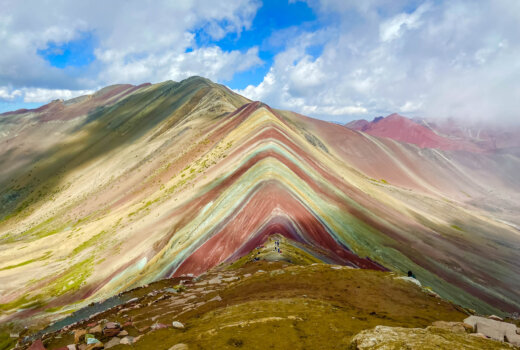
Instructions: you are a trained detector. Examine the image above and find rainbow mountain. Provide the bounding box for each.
[1,76,519,329]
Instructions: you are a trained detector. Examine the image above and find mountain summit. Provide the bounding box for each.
[1,77,520,348]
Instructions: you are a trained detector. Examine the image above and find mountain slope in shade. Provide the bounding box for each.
[0,77,519,333]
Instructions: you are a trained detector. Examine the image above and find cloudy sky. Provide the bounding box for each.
[1,0,519,123]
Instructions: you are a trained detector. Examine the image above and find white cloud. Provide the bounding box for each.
[379,2,431,42]
[0,87,22,100]
[22,88,94,103]
[0,0,262,91]
[240,0,520,123]
[0,86,93,103]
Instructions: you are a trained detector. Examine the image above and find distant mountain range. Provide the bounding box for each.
[1,77,519,334]
[345,113,520,153]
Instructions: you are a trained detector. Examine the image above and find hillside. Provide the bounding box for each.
[1,77,519,348]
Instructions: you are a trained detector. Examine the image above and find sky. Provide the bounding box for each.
[0,0,519,123]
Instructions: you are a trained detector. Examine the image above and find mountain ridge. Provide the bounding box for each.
[1,77,519,336]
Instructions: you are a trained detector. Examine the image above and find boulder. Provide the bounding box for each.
[431,321,472,333]
[489,315,504,321]
[120,336,135,345]
[74,329,87,344]
[28,339,45,350]
[151,323,169,330]
[103,322,121,337]
[209,295,222,302]
[350,325,513,349]
[172,321,185,329]
[88,325,102,334]
[84,343,103,350]
[84,334,100,344]
[464,315,520,345]
[104,337,121,349]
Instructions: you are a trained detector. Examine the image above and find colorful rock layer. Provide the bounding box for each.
[0,77,519,326]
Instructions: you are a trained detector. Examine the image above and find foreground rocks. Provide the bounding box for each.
[349,325,516,349]
[464,316,520,346]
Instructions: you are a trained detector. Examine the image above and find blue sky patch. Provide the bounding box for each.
[38,32,96,69]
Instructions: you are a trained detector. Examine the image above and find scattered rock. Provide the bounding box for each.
[431,321,472,334]
[350,325,513,349]
[172,321,185,329]
[209,295,222,302]
[470,333,489,339]
[103,322,121,337]
[489,315,504,321]
[464,315,520,345]
[138,326,150,333]
[169,344,189,350]
[104,337,120,349]
[151,323,169,330]
[74,329,87,344]
[120,336,135,345]
[133,335,143,343]
[88,325,102,334]
[85,334,100,344]
[208,277,221,284]
[117,330,129,336]
[84,343,103,350]
[28,339,45,350]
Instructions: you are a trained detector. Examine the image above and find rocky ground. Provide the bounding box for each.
[3,236,519,349]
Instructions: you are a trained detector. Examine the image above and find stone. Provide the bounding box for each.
[209,295,222,302]
[431,321,472,334]
[151,323,169,330]
[85,334,100,344]
[172,321,185,329]
[169,344,189,350]
[464,315,520,345]
[133,335,143,343]
[78,345,87,350]
[84,343,103,350]
[350,325,513,349]
[103,322,121,337]
[104,337,121,349]
[120,336,135,345]
[88,325,102,334]
[469,333,489,339]
[87,322,97,328]
[123,321,133,327]
[67,345,77,350]
[74,329,87,343]
[489,315,504,321]
[138,326,150,333]
[104,322,121,329]
[28,339,45,350]
[117,330,129,336]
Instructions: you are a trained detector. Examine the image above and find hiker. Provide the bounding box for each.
[407,270,416,279]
